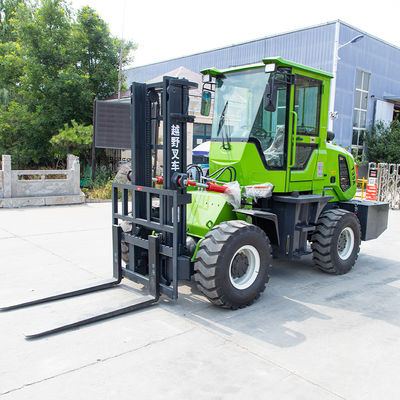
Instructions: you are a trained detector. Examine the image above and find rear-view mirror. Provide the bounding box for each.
[263,77,278,112]
[201,90,212,116]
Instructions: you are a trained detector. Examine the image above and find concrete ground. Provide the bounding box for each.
[0,204,399,400]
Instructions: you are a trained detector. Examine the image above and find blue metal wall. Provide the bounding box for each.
[125,22,336,83]
[334,23,400,147]
[125,21,400,149]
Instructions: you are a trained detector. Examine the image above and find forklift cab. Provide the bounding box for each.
[201,57,335,196]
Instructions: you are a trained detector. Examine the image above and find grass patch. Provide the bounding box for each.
[82,180,112,200]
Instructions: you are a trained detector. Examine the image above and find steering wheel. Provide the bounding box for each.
[251,127,269,136]
[251,127,273,149]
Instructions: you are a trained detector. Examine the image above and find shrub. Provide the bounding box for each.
[366,120,400,164]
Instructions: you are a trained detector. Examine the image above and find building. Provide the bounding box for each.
[124,20,400,155]
[94,66,210,168]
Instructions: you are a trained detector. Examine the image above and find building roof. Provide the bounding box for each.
[383,96,400,104]
[103,66,203,103]
[146,66,203,96]
[124,20,400,85]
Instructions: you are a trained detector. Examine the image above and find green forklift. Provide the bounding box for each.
[188,57,388,309]
[2,58,388,338]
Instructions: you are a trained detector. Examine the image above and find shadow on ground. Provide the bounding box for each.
[161,252,400,348]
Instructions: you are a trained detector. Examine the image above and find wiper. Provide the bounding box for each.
[222,129,231,150]
[216,101,229,136]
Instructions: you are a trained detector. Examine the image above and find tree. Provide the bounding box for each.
[366,120,400,164]
[7,0,91,162]
[73,6,135,100]
[0,102,42,167]
[0,0,135,167]
[0,0,22,43]
[0,1,26,100]
[50,119,92,166]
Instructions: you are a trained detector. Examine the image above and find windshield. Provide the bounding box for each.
[212,68,290,169]
[211,69,270,140]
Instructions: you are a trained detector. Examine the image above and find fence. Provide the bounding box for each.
[367,162,400,209]
[0,154,85,207]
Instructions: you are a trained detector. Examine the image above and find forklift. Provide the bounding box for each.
[1,58,389,337]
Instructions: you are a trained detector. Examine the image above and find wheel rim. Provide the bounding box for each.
[229,245,260,290]
[337,227,355,260]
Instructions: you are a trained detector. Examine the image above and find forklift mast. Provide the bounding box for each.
[1,77,197,338]
[123,77,197,297]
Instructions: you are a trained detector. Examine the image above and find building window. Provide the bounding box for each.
[352,70,370,155]
[193,123,212,147]
[192,123,212,164]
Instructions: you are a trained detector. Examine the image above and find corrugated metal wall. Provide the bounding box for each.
[125,23,336,83]
[334,23,400,147]
[124,21,400,149]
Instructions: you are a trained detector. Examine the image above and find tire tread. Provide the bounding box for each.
[311,209,361,274]
[194,221,271,309]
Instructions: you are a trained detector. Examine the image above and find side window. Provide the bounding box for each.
[293,76,322,170]
[250,75,288,169]
[352,70,370,156]
[294,76,321,136]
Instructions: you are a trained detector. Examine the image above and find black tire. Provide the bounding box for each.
[194,220,272,309]
[311,209,361,275]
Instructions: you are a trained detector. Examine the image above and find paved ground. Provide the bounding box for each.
[0,203,399,399]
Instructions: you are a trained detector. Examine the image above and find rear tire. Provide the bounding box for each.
[311,209,361,275]
[194,220,272,309]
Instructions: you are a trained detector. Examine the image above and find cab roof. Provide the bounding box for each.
[201,56,333,79]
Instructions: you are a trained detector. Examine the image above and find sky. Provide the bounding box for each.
[69,0,400,68]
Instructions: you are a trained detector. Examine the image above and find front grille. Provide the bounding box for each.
[338,155,351,192]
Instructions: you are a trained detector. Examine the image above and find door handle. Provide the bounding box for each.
[289,110,298,168]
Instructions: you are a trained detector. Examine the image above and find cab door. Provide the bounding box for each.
[287,75,323,192]
[249,70,291,192]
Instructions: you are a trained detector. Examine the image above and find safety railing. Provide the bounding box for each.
[0,154,84,207]
[366,162,400,209]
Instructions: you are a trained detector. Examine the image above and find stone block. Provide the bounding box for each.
[2,155,11,198]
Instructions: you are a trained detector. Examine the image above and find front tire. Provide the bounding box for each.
[311,209,361,275]
[194,220,272,309]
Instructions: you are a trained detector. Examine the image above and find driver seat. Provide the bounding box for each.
[263,126,285,167]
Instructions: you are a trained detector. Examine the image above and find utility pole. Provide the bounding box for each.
[118,39,124,101]
[328,21,364,132]
[117,0,127,101]
[328,21,340,132]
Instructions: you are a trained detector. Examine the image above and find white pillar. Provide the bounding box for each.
[67,154,81,194]
[328,21,340,132]
[2,155,12,198]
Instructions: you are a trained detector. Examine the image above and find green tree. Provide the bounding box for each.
[0,0,23,43]
[366,120,400,164]
[50,119,92,166]
[7,0,90,162]
[0,0,135,167]
[73,6,135,100]
[14,0,90,119]
[0,1,26,101]
[0,101,42,167]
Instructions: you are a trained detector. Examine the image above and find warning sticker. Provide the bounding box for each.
[369,169,378,178]
[317,162,323,178]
